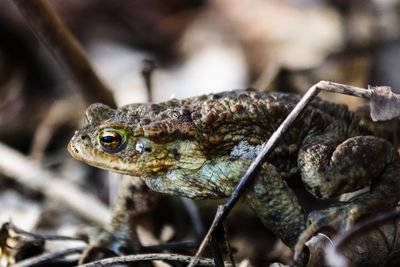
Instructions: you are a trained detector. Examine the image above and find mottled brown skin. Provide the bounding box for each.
[68,89,400,263]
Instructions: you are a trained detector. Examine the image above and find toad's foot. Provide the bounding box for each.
[293,202,363,262]
[79,229,141,264]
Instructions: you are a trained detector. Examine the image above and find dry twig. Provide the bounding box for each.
[142,240,199,253]
[7,222,87,242]
[29,96,84,161]
[12,0,115,107]
[78,253,229,267]
[0,142,110,226]
[141,59,157,103]
[12,247,84,267]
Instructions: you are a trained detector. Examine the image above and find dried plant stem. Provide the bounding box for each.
[12,247,84,267]
[12,0,115,106]
[7,222,87,242]
[0,142,110,226]
[318,81,371,99]
[141,59,156,102]
[142,240,199,252]
[180,197,206,237]
[79,253,226,267]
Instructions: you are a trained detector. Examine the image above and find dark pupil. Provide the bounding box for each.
[102,134,119,143]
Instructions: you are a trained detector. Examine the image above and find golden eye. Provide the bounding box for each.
[98,129,126,152]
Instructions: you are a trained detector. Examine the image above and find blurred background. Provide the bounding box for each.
[0,0,400,266]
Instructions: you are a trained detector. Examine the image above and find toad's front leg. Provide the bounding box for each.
[244,162,306,250]
[79,176,158,264]
[144,158,307,250]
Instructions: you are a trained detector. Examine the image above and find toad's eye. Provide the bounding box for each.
[98,129,126,152]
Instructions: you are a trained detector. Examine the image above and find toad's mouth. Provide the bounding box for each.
[67,140,137,176]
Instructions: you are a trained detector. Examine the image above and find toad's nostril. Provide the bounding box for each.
[81,135,88,140]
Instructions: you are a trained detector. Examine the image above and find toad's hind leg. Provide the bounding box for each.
[296,135,400,259]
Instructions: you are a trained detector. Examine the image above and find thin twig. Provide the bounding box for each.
[190,206,224,267]
[318,81,371,99]
[78,253,229,267]
[29,96,84,161]
[12,0,115,107]
[12,246,84,267]
[321,81,400,121]
[180,197,206,237]
[7,222,87,242]
[141,59,156,102]
[141,240,199,252]
[0,142,110,226]
[210,232,225,267]
[223,223,236,267]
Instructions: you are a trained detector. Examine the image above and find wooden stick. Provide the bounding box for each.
[0,142,110,226]
[12,247,84,267]
[12,0,115,107]
[318,81,371,99]
[79,253,228,267]
[7,222,87,242]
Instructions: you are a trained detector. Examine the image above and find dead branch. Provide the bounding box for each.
[29,96,84,161]
[78,253,229,267]
[12,246,84,267]
[180,197,206,238]
[0,141,110,226]
[7,222,87,242]
[141,59,156,103]
[142,240,199,253]
[12,0,115,107]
